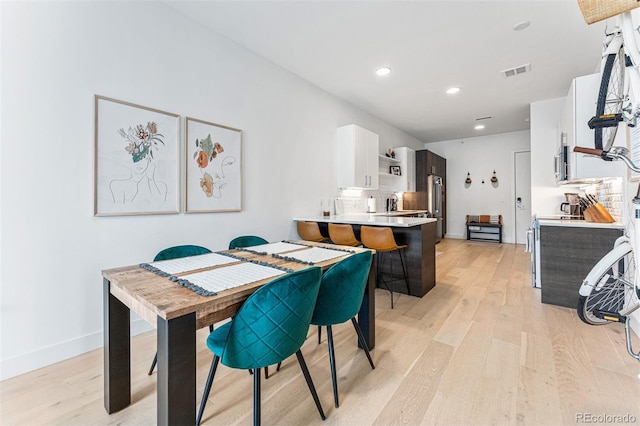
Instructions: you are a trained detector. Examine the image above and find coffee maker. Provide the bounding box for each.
[560,192,584,219]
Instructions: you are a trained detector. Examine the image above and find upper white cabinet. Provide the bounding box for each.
[393,147,416,191]
[558,73,625,183]
[337,124,379,189]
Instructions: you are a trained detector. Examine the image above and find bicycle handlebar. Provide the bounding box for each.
[574,145,640,173]
[574,146,603,156]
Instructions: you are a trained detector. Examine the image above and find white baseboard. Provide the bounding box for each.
[0,319,153,381]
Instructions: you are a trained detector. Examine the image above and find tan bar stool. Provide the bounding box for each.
[297,221,329,242]
[360,226,411,308]
[328,223,361,247]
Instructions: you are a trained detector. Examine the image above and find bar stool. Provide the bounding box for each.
[328,223,361,247]
[297,221,329,242]
[360,226,411,309]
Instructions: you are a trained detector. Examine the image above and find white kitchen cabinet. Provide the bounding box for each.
[337,124,379,189]
[394,147,416,192]
[557,73,625,183]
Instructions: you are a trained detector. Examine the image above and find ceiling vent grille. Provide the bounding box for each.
[501,63,531,77]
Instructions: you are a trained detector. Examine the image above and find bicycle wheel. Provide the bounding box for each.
[594,47,626,151]
[577,243,635,325]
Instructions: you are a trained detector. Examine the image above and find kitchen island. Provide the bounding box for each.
[293,213,437,297]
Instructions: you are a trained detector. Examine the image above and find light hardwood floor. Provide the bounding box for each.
[2,239,639,425]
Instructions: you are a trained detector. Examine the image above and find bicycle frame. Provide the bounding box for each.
[607,11,640,126]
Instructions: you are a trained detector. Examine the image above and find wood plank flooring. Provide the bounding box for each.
[2,239,639,425]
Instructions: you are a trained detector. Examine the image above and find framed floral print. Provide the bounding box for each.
[94,96,180,216]
[185,117,242,213]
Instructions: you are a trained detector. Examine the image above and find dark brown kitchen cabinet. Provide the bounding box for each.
[416,149,447,237]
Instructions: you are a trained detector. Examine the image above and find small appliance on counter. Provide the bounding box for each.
[386,194,398,212]
[367,196,376,213]
[560,192,584,220]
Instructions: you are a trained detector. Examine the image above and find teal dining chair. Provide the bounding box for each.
[147,244,212,375]
[228,235,269,249]
[196,267,326,426]
[310,251,375,408]
[273,251,375,408]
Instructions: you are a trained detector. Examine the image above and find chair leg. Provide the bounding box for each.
[351,318,375,369]
[326,325,339,408]
[253,367,261,426]
[148,353,157,375]
[295,350,326,420]
[377,253,394,309]
[196,355,220,426]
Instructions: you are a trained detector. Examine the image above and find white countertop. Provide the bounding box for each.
[538,218,625,229]
[294,212,436,228]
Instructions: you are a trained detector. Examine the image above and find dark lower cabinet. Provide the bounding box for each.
[539,225,623,308]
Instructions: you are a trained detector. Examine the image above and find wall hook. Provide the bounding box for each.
[465,172,472,185]
[490,170,498,183]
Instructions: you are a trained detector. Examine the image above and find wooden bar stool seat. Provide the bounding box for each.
[297,221,329,242]
[328,223,361,247]
[360,226,411,308]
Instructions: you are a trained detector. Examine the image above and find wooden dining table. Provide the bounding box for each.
[102,241,376,425]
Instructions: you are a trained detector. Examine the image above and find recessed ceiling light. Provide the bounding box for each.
[513,21,530,31]
[474,124,485,130]
[376,67,391,76]
[446,87,461,94]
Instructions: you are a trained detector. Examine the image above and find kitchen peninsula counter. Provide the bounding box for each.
[293,214,437,297]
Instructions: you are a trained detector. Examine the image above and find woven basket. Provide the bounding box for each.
[577,0,640,24]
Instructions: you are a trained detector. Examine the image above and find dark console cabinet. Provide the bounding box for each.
[539,225,624,308]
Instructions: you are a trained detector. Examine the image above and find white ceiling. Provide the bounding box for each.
[166,0,607,143]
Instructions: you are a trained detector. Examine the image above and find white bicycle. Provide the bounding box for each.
[573,146,640,362]
[585,4,640,151]
[574,2,640,362]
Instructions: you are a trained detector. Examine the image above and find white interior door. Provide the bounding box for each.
[514,151,531,244]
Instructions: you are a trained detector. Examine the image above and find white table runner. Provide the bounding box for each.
[179,262,286,293]
[239,241,308,254]
[149,253,237,275]
[280,246,349,263]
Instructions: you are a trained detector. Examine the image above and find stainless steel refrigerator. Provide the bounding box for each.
[427,175,443,243]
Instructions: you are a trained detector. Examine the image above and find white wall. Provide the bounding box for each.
[0,1,426,379]
[425,131,530,243]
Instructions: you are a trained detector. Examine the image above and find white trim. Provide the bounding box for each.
[0,319,153,381]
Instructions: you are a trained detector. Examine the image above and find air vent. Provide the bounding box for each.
[501,63,531,77]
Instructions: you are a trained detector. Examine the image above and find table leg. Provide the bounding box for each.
[103,278,131,413]
[157,313,196,425]
[358,254,376,350]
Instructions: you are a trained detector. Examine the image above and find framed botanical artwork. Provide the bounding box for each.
[185,117,242,213]
[94,95,180,216]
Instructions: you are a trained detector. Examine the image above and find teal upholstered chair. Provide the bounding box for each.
[311,251,375,408]
[196,267,325,426]
[148,244,212,375]
[228,235,269,249]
